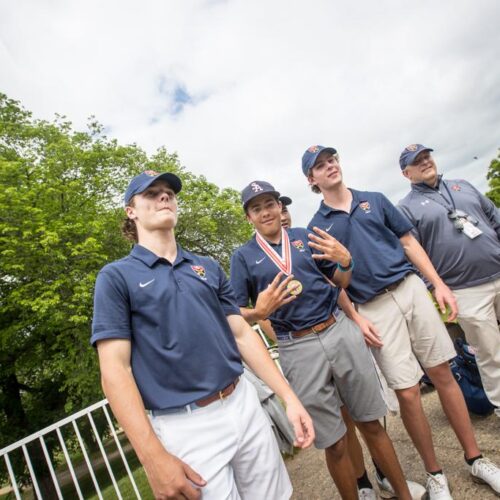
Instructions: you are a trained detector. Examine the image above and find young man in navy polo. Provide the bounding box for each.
[230,181,414,500]
[91,171,314,500]
[303,145,500,499]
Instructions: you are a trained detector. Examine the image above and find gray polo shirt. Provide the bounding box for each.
[398,176,500,290]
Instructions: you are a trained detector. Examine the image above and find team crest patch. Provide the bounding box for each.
[191,265,207,279]
[359,201,371,213]
[405,144,418,152]
[451,184,461,191]
[307,145,320,153]
[143,170,159,176]
[292,240,306,252]
[251,182,264,193]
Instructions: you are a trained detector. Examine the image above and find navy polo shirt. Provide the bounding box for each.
[308,189,414,304]
[91,244,243,411]
[230,227,339,335]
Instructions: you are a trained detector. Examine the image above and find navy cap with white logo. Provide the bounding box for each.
[399,144,434,170]
[124,170,182,206]
[241,181,280,210]
[301,145,338,176]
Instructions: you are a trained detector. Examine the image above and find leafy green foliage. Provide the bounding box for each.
[486,148,500,207]
[0,93,251,488]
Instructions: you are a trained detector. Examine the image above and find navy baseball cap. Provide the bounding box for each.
[399,144,434,170]
[241,181,280,210]
[124,170,182,206]
[301,145,338,176]
[279,196,292,206]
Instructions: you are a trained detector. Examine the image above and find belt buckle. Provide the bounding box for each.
[219,389,225,401]
[310,325,318,334]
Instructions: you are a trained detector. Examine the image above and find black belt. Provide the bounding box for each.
[376,274,411,295]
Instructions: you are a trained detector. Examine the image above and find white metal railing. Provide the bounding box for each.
[0,399,141,499]
[0,325,279,499]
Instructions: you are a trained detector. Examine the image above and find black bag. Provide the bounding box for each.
[450,338,495,416]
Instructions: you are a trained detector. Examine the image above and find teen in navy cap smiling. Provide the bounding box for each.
[231,180,414,500]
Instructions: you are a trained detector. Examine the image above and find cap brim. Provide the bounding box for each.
[154,173,182,193]
[243,190,281,210]
[279,196,292,206]
[306,147,338,174]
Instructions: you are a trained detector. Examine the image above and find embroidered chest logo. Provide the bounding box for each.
[420,199,430,206]
[251,182,264,192]
[451,184,461,191]
[359,201,371,213]
[191,265,207,280]
[292,240,306,252]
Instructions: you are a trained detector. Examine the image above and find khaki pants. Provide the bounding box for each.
[453,277,500,408]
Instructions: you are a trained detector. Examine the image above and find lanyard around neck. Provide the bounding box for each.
[255,228,292,275]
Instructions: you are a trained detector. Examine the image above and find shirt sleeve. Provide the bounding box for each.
[91,268,132,347]
[381,193,414,237]
[466,181,500,239]
[229,251,253,307]
[397,203,422,243]
[215,261,242,316]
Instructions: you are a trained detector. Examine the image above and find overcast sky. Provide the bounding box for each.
[1,0,499,225]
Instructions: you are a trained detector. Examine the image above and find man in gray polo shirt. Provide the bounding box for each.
[398,144,500,416]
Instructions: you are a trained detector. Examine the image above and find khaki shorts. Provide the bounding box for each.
[453,277,500,407]
[278,312,387,449]
[357,273,456,391]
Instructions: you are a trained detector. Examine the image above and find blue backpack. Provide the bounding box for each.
[450,338,495,416]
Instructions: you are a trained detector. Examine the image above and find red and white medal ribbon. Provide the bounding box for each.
[255,228,292,275]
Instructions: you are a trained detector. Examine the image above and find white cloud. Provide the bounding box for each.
[1,0,499,225]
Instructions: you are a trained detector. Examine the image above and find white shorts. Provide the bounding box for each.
[150,377,292,500]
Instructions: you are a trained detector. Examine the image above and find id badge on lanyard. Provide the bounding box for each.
[424,184,483,239]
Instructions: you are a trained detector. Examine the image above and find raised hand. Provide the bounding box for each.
[307,226,351,268]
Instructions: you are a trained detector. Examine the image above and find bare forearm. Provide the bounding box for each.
[400,233,444,288]
[337,289,358,321]
[228,316,299,405]
[258,319,277,343]
[332,268,351,288]
[240,306,264,323]
[100,364,166,466]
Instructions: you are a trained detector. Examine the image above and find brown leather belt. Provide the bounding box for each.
[376,274,410,296]
[292,315,336,338]
[195,378,240,407]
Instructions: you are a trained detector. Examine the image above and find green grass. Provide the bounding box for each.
[0,437,153,499]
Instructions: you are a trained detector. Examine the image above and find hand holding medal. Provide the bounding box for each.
[254,228,303,318]
[254,272,300,320]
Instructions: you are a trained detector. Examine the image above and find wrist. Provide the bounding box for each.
[337,257,354,272]
[279,387,300,407]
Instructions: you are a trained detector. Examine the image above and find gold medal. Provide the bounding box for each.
[287,279,303,296]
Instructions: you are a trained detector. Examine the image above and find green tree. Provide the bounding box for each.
[0,93,251,493]
[486,149,500,207]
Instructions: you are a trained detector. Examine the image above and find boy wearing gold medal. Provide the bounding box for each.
[230,181,415,500]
